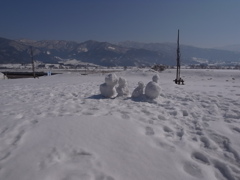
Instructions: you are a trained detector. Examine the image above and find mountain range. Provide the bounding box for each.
[215,44,240,52]
[1,37,240,67]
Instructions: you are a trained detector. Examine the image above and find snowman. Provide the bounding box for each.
[116,77,130,97]
[100,73,118,98]
[132,81,145,98]
[145,74,161,99]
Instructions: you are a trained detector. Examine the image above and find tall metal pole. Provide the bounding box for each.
[30,46,36,78]
[176,29,180,81]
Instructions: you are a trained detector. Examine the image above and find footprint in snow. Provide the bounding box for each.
[11,130,25,146]
[71,93,78,97]
[183,161,204,178]
[157,114,167,121]
[182,110,188,116]
[31,119,39,125]
[145,126,154,136]
[39,148,115,180]
[212,159,236,180]
[163,126,174,137]
[200,136,212,149]
[231,126,240,134]
[121,113,130,120]
[208,132,240,163]
[39,147,61,169]
[191,151,210,165]
[176,129,184,140]
[163,126,173,133]
[154,139,176,152]
[168,110,178,116]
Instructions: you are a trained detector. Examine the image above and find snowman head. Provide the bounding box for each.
[105,73,118,86]
[118,77,127,87]
[152,74,159,83]
[138,81,145,88]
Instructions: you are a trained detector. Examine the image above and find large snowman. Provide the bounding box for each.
[145,74,161,99]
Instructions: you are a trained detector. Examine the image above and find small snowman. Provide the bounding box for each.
[145,74,161,99]
[116,77,130,97]
[100,73,118,98]
[132,81,145,98]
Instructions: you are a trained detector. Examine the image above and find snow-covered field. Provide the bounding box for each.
[0,69,240,180]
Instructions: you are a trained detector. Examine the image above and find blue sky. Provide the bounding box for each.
[0,0,240,48]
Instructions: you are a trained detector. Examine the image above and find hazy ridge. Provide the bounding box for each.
[1,37,240,66]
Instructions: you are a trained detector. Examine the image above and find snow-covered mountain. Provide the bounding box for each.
[119,41,240,65]
[215,44,240,52]
[0,38,164,66]
[1,37,240,66]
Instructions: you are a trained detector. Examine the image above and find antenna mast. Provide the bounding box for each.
[176,29,180,80]
[174,29,184,85]
[30,46,36,78]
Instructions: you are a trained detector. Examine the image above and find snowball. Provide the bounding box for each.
[116,77,130,97]
[132,81,145,98]
[100,73,118,98]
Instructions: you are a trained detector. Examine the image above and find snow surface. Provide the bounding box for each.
[0,69,240,180]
